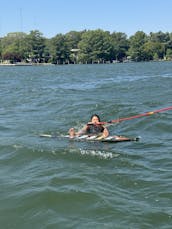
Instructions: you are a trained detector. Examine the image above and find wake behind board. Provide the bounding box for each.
[40,134,140,143]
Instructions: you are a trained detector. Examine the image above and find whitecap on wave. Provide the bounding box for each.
[79,149,119,159]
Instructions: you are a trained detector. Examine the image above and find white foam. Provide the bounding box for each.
[79,149,118,159]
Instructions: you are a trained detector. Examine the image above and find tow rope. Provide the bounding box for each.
[98,106,172,125]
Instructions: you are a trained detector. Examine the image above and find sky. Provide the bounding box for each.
[0,0,172,38]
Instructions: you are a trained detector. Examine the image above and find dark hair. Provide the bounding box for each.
[90,114,101,122]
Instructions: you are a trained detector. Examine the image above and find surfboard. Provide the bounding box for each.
[40,134,140,143]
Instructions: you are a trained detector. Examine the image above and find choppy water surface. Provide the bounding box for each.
[0,62,172,228]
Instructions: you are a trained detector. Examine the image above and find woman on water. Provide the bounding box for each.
[69,114,134,141]
[69,114,109,139]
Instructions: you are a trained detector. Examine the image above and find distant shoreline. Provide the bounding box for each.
[0,63,54,66]
[0,59,171,66]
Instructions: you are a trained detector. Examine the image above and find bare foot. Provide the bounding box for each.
[69,128,75,138]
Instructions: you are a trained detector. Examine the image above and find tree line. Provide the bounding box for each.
[0,29,172,64]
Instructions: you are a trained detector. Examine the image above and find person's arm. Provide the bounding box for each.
[77,125,88,136]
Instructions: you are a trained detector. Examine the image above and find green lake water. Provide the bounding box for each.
[0,62,172,228]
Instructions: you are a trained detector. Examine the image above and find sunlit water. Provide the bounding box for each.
[0,62,172,228]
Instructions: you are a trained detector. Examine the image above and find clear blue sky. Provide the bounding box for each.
[0,0,171,38]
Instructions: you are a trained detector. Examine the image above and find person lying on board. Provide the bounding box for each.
[69,114,109,139]
[68,114,131,140]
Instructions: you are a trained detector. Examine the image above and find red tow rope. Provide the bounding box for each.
[99,106,172,125]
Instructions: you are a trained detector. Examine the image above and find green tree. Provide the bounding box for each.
[111,32,129,61]
[65,30,83,49]
[50,34,70,64]
[1,32,27,62]
[142,41,154,61]
[65,30,84,63]
[128,31,148,61]
[149,31,170,43]
[143,41,164,60]
[78,29,113,63]
[166,48,172,60]
[26,30,46,63]
[149,31,171,58]
[0,29,171,64]
[2,45,21,63]
[0,38,2,61]
[43,39,51,63]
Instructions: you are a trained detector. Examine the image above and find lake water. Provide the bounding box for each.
[0,62,172,228]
